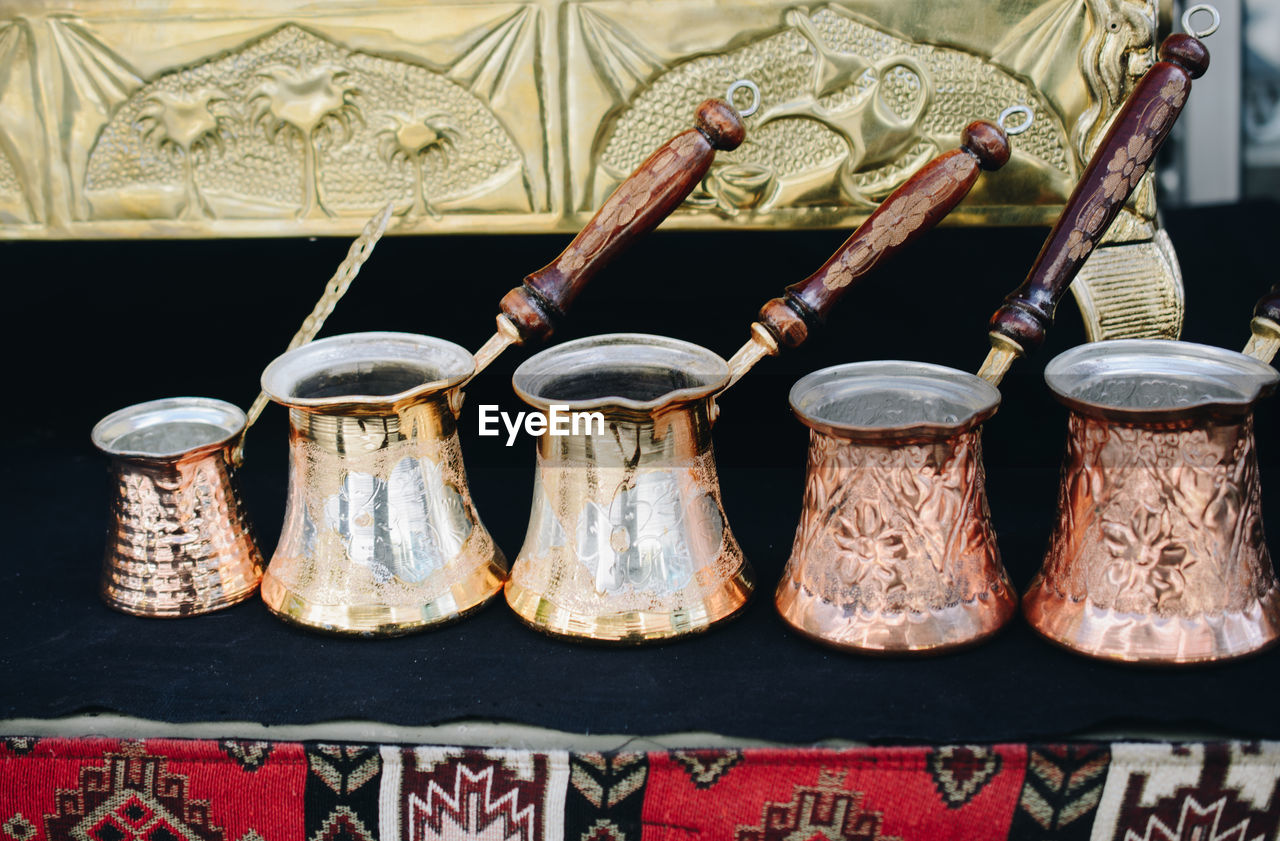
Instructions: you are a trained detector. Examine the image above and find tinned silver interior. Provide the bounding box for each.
[92,397,246,459]
[513,333,730,412]
[261,331,475,407]
[1045,340,1279,416]
[789,361,1002,438]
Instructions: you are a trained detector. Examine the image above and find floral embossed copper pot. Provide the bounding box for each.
[1023,319,1280,664]
[776,19,1216,653]
[257,98,750,635]
[776,363,1015,652]
[505,118,1019,643]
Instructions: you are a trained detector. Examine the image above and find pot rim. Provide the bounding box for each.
[512,332,730,415]
[1044,339,1279,422]
[92,396,247,461]
[789,360,1002,442]
[260,331,475,414]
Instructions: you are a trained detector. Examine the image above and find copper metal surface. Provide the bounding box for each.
[1025,339,1280,663]
[92,398,264,617]
[259,332,506,635]
[775,362,1016,653]
[88,208,390,618]
[506,334,753,643]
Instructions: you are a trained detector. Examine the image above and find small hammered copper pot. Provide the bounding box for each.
[92,397,264,616]
[775,362,1017,653]
[1023,339,1280,663]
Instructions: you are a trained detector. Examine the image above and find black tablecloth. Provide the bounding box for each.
[2,201,1277,743]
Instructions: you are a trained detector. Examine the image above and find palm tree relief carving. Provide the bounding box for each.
[138,88,231,219]
[377,114,464,219]
[249,63,361,218]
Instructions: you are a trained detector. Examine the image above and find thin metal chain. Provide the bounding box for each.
[234,202,395,465]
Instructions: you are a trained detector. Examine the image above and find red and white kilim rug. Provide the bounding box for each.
[2,737,1279,840]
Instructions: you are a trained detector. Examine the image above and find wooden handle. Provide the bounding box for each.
[1255,283,1280,326]
[757,121,1011,350]
[499,99,745,343]
[987,33,1209,357]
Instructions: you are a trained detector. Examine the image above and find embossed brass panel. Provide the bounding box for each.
[2,0,1181,339]
[1,0,1169,238]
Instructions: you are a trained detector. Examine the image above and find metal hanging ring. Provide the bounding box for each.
[727,79,760,117]
[998,105,1034,136]
[1181,4,1220,38]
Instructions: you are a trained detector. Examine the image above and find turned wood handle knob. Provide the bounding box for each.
[1255,283,1280,325]
[758,120,1011,350]
[987,33,1210,357]
[499,99,746,343]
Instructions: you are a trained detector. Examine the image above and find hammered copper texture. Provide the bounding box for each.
[1024,412,1280,663]
[775,427,1016,653]
[102,448,263,617]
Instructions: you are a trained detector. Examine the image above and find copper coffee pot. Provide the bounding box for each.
[505,113,1023,643]
[776,9,1219,653]
[1022,288,1280,664]
[91,206,394,617]
[258,94,751,636]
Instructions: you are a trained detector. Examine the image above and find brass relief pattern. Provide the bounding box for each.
[1037,414,1276,618]
[3,0,1167,241]
[593,5,1074,217]
[83,24,529,223]
[0,19,35,225]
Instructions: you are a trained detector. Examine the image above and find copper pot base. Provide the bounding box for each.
[1023,578,1280,664]
[775,576,1017,655]
[103,580,260,618]
[504,565,754,644]
[259,558,506,637]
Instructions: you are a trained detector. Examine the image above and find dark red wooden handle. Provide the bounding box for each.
[499,99,745,343]
[1256,283,1280,325]
[988,33,1209,356]
[757,121,1011,350]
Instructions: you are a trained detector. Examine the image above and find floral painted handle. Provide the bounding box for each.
[986,30,1210,361]
[499,99,746,344]
[755,120,1011,350]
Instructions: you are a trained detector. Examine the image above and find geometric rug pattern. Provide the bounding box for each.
[4,738,1280,840]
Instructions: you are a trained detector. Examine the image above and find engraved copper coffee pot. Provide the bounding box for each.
[777,14,1218,653]
[505,115,1021,643]
[1023,287,1280,663]
[258,96,750,636]
[91,207,393,617]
